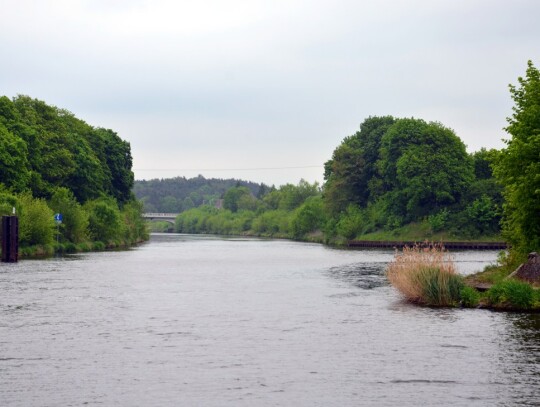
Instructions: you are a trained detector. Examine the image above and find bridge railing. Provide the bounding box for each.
[142,213,180,218]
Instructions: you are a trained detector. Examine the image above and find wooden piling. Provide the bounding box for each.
[2,216,19,262]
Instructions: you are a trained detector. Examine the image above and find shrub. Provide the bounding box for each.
[386,245,464,306]
[335,205,364,239]
[92,241,105,251]
[64,242,77,253]
[77,242,92,252]
[18,192,56,247]
[49,187,89,243]
[428,208,449,233]
[486,279,535,309]
[291,196,326,238]
[460,286,480,308]
[84,198,124,242]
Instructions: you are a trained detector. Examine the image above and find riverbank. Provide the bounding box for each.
[17,238,148,258]
[387,245,540,312]
[348,240,507,250]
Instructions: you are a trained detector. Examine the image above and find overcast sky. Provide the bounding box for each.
[1,0,538,186]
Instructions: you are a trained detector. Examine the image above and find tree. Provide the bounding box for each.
[291,196,327,238]
[100,128,134,204]
[223,186,252,212]
[277,180,320,210]
[160,195,181,213]
[85,197,124,243]
[324,116,395,214]
[0,123,30,192]
[494,60,540,253]
[378,119,474,222]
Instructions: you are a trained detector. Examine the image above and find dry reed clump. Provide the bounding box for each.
[386,244,464,306]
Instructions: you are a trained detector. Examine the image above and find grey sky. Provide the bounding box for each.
[1,0,538,186]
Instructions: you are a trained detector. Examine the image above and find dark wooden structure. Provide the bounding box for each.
[347,240,507,250]
[2,216,19,262]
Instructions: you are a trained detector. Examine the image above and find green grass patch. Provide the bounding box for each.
[465,251,525,286]
[485,279,538,310]
[460,286,481,308]
[354,221,502,242]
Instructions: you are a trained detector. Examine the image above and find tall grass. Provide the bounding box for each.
[386,244,464,306]
[486,279,538,310]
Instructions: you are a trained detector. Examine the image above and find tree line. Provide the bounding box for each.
[134,175,264,213]
[172,60,539,260]
[0,95,147,255]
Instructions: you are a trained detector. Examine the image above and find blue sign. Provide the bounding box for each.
[54,213,63,223]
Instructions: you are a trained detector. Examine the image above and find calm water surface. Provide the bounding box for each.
[1,234,539,406]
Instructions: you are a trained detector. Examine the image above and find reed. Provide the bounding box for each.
[386,244,463,306]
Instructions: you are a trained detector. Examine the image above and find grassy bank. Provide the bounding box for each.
[15,238,147,259]
[353,222,502,243]
[387,245,540,311]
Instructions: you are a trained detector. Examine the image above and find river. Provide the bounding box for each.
[1,234,539,406]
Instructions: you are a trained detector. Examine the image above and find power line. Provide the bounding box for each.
[134,165,323,172]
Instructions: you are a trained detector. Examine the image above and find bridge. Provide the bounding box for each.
[142,213,179,224]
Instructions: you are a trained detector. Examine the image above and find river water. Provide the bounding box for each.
[1,234,539,406]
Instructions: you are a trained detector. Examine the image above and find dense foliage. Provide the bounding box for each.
[156,116,504,242]
[174,180,324,239]
[0,95,147,253]
[134,176,264,213]
[324,116,501,239]
[493,60,540,254]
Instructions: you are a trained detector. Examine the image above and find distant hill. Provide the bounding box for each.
[134,175,266,213]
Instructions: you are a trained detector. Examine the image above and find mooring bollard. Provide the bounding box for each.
[1,215,19,262]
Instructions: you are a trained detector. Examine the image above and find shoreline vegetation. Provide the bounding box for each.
[0,95,149,258]
[387,244,540,312]
[148,61,539,311]
[2,61,538,312]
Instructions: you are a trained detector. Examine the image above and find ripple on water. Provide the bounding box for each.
[0,237,535,406]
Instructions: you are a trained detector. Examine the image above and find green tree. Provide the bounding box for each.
[99,128,134,204]
[466,195,499,235]
[85,197,124,243]
[183,196,195,210]
[378,119,474,222]
[494,60,540,253]
[223,186,252,212]
[277,180,320,210]
[291,196,326,238]
[18,192,56,246]
[160,195,181,213]
[0,187,19,216]
[0,124,30,192]
[324,116,395,214]
[121,200,149,243]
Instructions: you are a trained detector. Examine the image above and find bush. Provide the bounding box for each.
[291,196,326,238]
[387,245,464,306]
[486,279,536,309]
[64,242,77,253]
[460,286,480,308]
[77,242,92,252]
[85,198,124,243]
[428,208,449,233]
[49,187,89,243]
[92,241,106,251]
[336,205,364,239]
[18,192,56,247]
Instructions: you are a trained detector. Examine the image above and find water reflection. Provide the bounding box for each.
[326,262,388,290]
